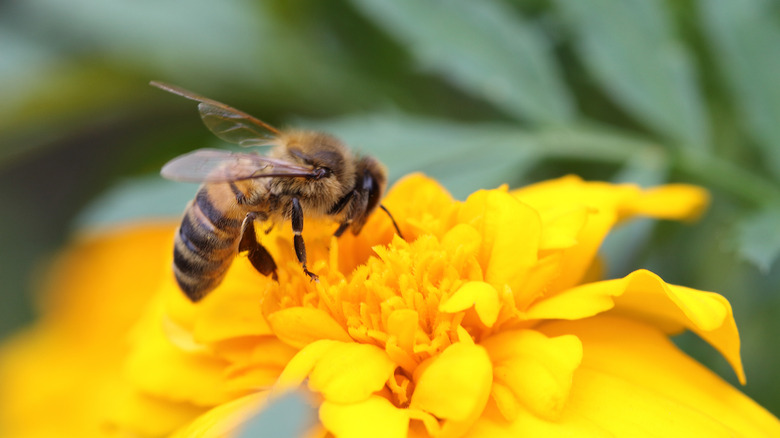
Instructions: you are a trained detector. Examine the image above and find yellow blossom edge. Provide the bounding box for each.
[526,269,745,383]
[511,174,709,293]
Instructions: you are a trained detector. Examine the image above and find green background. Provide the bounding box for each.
[1,0,779,418]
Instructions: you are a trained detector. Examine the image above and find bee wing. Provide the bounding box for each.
[150,81,280,147]
[161,149,318,183]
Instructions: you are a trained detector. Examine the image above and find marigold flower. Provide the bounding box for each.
[2,174,779,437]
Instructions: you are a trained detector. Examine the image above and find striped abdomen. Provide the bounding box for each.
[173,184,248,301]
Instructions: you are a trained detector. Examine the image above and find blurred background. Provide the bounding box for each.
[1,0,779,416]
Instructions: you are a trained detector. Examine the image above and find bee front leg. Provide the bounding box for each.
[239,213,278,281]
[291,198,318,281]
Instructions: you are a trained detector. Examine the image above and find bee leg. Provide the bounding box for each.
[291,198,318,281]
[328,189,356,237]
[239,214,278,281]
[333,221,350,237]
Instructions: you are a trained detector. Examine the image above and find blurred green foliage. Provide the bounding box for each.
[1,0,779,416]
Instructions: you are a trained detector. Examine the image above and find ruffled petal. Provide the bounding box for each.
[610,270,744,383]
[458,190,541,289]
[277,340,396,404]
[513,176,710,293]
[481,329,582,421]
[526,269,744,383]
[439,281,500,327]
[410,343,492,423]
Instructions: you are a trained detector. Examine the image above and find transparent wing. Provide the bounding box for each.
[150,81,280,147]
[161,149,317,183]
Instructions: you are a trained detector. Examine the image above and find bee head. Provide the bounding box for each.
[272,130,357,201]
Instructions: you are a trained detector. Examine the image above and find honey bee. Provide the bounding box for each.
[152,81,401,302]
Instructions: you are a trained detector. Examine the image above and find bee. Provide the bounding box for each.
[152,81,402,302]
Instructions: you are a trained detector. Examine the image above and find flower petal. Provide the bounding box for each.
[126,300,233,406]
[320,395,409,438]
[524,278,619,321]
[620,184,709,222]
[308,343,396,404]
[527,269,744,383]
[382,173,457,239]
[458,190,541,289]
[537,316,780,437]
[536,205,589,252]
[611,270,745,383]
[410,342,492,422]
[191,276,271,344]
[267,307,352,349]
[513,176,710,293]
[481,330,583,420]
[439,281,500,327]
[277,340,396,404]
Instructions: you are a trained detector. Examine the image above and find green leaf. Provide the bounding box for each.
[348,0,575,124]
[236,392,317,438]
[554,0,710,150]
[735,205,780,273]
[699,0,780,179]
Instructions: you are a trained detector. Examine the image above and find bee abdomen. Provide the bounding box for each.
[173,187,245,301]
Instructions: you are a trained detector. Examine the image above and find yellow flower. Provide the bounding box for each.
[2,174,779,437]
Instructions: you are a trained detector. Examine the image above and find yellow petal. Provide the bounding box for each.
[267,307,352,349]
[537,205,589,252]
[439,281,500,327]
[191,283,271,345]
[525,278,619,321]
[276,340,396,404]
[308,342,396,404]
[513,176,710,293]
[620,184,709,222]
[126,301,233,406]
[276,340,338,391]
[440,223,483,256]
[527,269,745,383]
[320,395,409,438]
[382,173,457,239]
[536,316,780,437]
[610,270,744,383]
[481,329,582,420]
[386,309,420,354]
[410,342,492,422]
[458,190,541,288]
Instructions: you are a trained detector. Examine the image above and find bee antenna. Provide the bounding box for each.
[379,204,404,240]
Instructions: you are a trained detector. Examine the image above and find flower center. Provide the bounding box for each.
[264,233,487,372]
